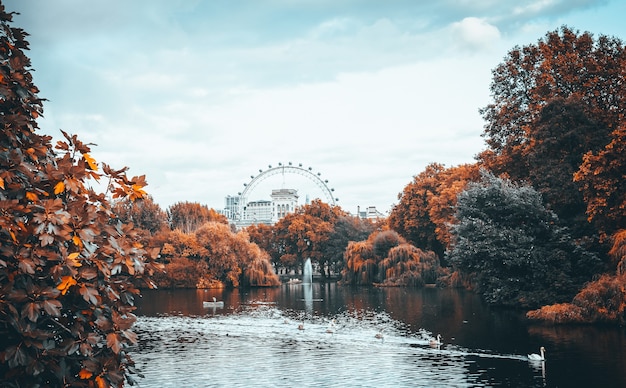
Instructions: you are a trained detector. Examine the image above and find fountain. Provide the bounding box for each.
[303,258,313,314]
[303,258,313,284]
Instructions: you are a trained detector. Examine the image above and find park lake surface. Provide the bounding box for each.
[131,284,626,387]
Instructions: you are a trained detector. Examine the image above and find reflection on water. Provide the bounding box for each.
[132,284,626,388]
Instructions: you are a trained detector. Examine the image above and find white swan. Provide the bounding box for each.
[429,334,442,347]
[326,319,336,334]
[297,322,305,330]
[202,297,224,308]
[375,331,384,339]
[528,346,546,361]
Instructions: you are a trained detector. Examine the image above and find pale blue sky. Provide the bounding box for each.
[4,0,625,215]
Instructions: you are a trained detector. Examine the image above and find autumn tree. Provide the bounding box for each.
[447,170,601,308]
[478,26,626,250]
[271,199,346,277]
[0,6,160,387]
[389,163,480,260]
[246,223,280,269]
[155,222,279,288]
[167,201,227,234]
[479,26,625,182]
[112,196,169,253]
[574,124,626,241]
[341,230,441,286]
[389,163,445,257]
[322,216,376,276]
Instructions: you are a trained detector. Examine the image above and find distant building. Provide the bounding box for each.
[225,188,299,229]
[271,188,299,223]
[357,206,385,220]
[244,199,273,224]
[222,195,241,220]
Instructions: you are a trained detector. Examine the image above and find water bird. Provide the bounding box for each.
[298,322,305,330]
[326,319,336,334]
[528,346,546,361]
[202,297,224,308]
[375,331,384,339]
[429,334,442,347]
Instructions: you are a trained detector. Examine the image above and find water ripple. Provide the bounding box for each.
[130,307,531,387]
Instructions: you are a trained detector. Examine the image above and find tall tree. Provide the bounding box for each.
[447,171,601,308]
[389,163,480,259]
[479,26,625,181]
[0,6,160,386]
[389,163,445,257]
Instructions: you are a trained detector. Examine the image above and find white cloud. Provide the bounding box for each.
[450,17,502,51]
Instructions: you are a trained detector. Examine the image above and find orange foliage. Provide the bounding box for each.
[154,222,279,288]
[527,274,626,325]
[341,230,441,287]
[574,126,626,241]
[609,230,626,275]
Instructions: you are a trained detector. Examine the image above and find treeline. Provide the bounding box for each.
[112,199,280,288]
[114,26,626,325]
[387,26,626,323]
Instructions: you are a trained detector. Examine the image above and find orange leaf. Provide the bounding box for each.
[96,376,107,388]
[78,369,93,379]
[54,181,65,195]
[83,153,98,171]
[57,275,77,295]
[106,332,122,354]
[73,234,83,248]
[68,252,82,267]
[0,176,4,190]
[26,192,38,201]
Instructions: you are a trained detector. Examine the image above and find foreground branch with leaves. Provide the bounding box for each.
[0,5,161,387]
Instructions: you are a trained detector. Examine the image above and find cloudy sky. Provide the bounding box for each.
[4,0,626,216]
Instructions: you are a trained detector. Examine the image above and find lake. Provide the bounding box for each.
[131,283,626,387]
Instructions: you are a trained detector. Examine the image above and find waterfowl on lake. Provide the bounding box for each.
[326,319,336,334]
[375,331,384,339]
[297,322,305,330]
[429,334,442,347]
[528,346,546,361]
[202,297,224,308]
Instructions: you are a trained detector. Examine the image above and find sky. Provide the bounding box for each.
[4,0,626,216]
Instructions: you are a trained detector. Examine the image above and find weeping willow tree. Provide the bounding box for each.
[379,244,440,286]
[341,230,441,286]
[243,246,281,287]
[341,241,378,285]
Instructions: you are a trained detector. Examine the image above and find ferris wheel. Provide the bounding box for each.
[234,162,338,221]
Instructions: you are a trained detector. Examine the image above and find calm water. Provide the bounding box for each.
[131,284,626,387]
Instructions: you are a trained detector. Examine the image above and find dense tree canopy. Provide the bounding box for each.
[0,6,160,386]
[156,222,279,288]
[479,26,625,180]
[574,124,626,241]
[253,200,348,277]
[342,230,441,286]
[389,163,480,259]
[447,171,601,308]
